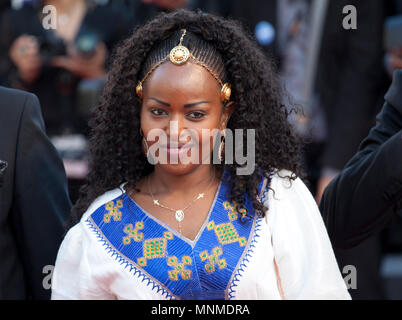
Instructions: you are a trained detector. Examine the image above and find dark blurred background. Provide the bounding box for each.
[0,0,401,299]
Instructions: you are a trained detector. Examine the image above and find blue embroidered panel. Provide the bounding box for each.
[86,172,269,300]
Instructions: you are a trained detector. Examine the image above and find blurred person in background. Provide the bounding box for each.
[230,0,387,299]
[118,0,234,29]
[0,86,71,299]
[230,0,329,197]
[0,0,131,203]
[316,1,387,203]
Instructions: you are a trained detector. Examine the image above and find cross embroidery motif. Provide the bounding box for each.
[167,256,192,281]
[123,221,144,244]
[103,200,123,223]
[199,247,227,273]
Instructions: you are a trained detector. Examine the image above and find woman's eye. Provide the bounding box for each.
[187,111,205,119]
[150,108,167,116]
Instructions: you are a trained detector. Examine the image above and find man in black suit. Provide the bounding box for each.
[320,70,402,249]
[0,86,71,299]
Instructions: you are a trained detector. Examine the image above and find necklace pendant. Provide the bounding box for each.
[175,210,184,222]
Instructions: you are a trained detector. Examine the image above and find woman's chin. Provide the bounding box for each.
[155,162,203,176]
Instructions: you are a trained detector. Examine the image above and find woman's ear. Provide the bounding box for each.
[220,101,235,130]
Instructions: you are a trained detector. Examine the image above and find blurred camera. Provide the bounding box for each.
[37,30,100,65]
[38,32,66,65]
[74,31,100,59]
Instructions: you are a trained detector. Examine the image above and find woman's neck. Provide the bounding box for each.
[149,165,220,197]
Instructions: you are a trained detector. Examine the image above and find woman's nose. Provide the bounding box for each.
[165,114,185,139]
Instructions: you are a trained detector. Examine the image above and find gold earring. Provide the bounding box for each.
[142,138,149,157]
[221,83,231,103]
[136,82,143,98]
[218,131,226,162]
[140,128,149,156]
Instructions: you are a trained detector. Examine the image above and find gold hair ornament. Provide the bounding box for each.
[136,29,231,103]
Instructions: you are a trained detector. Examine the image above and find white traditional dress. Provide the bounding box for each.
[51,169,351,300]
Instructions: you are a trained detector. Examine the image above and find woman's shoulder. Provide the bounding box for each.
[270,168,299,185]
[79,184,127,223]
[262,169,331,252]
[261,169,304,200]
[262,168,317,222]
[61,185,127,249]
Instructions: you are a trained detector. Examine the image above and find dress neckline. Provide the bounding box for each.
[121,179,223,248]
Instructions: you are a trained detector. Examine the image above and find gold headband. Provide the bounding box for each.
[136,29,231,103]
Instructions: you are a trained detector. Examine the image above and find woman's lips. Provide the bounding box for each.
[159,143,196,158]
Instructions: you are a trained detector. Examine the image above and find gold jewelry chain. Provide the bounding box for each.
[137,54,223,91]
[147,169,216,233]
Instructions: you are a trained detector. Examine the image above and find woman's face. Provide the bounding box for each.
[140,61,234,176]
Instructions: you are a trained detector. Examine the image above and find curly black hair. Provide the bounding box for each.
[69,9,303,227]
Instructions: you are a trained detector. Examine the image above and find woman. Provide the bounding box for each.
[51,9,350,300]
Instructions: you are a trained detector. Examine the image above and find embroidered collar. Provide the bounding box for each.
[86,172,270,300]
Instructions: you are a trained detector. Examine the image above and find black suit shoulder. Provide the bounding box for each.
[0,86,44,126]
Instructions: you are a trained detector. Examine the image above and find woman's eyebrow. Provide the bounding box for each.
[148,97,170,106]
[148,97,211,108]
[183,101,211,108]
